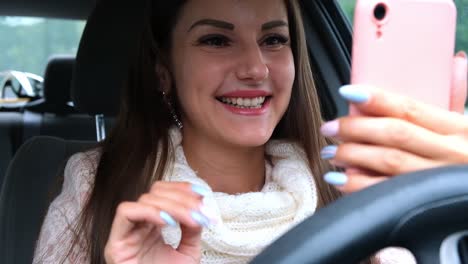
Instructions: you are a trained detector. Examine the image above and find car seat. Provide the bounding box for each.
[0,0,146,262]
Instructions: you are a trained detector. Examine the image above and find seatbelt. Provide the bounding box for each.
[22,110,42,143]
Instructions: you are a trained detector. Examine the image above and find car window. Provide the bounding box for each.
[0,17,84,103]
[0,17,84,75]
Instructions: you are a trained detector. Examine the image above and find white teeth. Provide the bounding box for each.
[252,98,258,106]
[218,96,267,108]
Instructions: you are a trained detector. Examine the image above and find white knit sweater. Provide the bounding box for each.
[33,129,416,263]
[161,129,318,263]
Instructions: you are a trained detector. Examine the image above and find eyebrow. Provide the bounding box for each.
[261,20,288,31]
[188,19,234,32]
[188,19,288,32]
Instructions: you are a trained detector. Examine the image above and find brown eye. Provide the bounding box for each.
[263,34,289,47]
[198,34,231,47]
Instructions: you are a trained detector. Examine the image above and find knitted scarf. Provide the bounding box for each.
[161,129,318,263]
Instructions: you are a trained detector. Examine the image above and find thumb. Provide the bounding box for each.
[177,225,203,260]
[449,51,468,113]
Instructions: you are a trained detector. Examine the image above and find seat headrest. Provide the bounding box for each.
[43,55,74,106]
[24,55,76,114]
[71,0,147,116]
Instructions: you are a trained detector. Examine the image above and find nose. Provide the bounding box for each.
[235,46,269,84]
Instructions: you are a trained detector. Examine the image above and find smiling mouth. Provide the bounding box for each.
[216,96,272,109]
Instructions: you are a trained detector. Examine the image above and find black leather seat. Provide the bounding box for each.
[0,112,23,190]
[0,56,114,190]
[22,55,114,142]
[0,137,96,264]
[25,55,77,115]
[0,0,145,263]
[0,56,77,188]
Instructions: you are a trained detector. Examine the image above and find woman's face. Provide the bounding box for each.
[170,0,295,147]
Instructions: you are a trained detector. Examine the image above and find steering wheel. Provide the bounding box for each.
[250,165,468,264]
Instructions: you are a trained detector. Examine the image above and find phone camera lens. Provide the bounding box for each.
[374,3,387,21]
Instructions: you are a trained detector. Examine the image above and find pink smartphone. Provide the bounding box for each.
[350,0,457,112]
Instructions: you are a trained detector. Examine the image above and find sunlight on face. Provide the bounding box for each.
[170,0,295,148]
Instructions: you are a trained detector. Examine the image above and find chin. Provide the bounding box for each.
[227,127,273,147]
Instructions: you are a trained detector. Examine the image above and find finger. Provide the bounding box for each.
[346,167,378,175]
[330,117,451,159]
[148,182,218,223]
[152,189,218,222]
[338,85,467,135]
[177,225,203,259]
[450,51,468,113]
[149,185,204,205]
[338,173,387,194]
[138,193,212,229]
[149,182,206,258]
[323,171,386,194]
[108,202,170,242]
[333,143,443,176]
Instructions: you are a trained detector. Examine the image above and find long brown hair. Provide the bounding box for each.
[64,0,358,263]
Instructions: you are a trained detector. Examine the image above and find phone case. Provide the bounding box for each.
[351,0,457,111]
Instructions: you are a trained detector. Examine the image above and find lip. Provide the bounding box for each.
[218,97,271,116]
[218,90,271,98]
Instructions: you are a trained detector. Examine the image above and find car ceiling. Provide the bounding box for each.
[0,0,95,19]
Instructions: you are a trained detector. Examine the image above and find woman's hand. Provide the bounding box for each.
[104,182,216,264]
[320,52,468,193]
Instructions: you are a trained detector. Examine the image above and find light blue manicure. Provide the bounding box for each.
[160,211,177,226]
[191,184,210,197]
[324,172,348,186]
[339,85,371,103]
[191,211,210,227]
[321,145,338,160]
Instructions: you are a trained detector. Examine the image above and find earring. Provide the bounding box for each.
[162,91,183,129]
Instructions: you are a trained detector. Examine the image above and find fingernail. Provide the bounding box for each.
[339,85,371,103]
[324,172,348,186]
[320,145,338,160]
[456,51,467,59]
[160,211,177,226]
[199,202,218,224]
[320,120,339,137]
[191,211,211,227]
[191,184,210,197]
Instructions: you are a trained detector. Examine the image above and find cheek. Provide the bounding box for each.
[173,52,229,113]
[269,50,295,100]
[178,51,229,91]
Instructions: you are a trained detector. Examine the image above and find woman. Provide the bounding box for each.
[33,0,467,263]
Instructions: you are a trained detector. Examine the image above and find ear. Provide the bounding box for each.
[449,51,467,113]
[155,63,172,94]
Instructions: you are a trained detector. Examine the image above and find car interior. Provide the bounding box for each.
[0,0,467,263]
